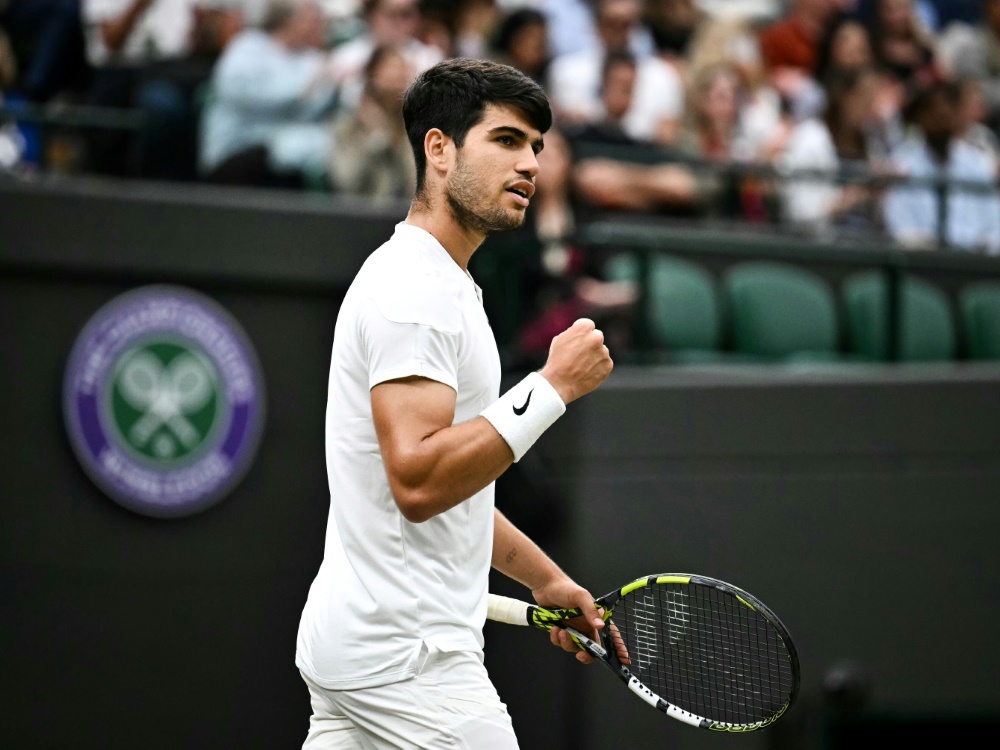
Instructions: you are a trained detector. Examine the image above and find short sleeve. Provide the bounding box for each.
[358,297,460,392]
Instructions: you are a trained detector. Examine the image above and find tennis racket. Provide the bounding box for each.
[487,573,799,732]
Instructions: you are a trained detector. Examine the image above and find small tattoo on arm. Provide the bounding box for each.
[506,547,517,564]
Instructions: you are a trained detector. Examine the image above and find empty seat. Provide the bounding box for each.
[605,253,723,358]
[723,262,840,359]
[959,282,1000,360]
[842,272,956,362]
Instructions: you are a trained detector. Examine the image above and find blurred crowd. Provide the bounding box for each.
[3,0,1000,256]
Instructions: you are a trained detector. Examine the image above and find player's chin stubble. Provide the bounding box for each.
[445,158,525,234]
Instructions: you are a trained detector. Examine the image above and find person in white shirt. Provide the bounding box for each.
[884,79,1000,254]
[546,0,683,145]
[295,57,617,749]
[327,0,441,112]
[200,0,336,186]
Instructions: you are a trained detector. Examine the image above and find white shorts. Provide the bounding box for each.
[300,643,519,750]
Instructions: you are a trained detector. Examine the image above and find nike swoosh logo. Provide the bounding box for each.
[513,389,533,416]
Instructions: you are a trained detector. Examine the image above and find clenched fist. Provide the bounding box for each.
[538,318,613,404]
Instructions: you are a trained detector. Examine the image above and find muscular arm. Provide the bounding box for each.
[372,318,612,524]
[371,376,513,523]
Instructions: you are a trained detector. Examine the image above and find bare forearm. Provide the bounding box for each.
[491,508,565,592]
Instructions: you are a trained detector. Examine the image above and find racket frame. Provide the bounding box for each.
[488,573,800,732]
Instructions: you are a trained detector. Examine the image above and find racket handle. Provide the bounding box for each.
[487,593,532,626]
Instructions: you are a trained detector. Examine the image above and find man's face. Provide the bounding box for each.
[445,105,543,235]
[917,89,958,154]
[286,2,325,49]
[369,52,414,114]
[602,61,636,122]
[597,0,640,53]
[370,0,421,45]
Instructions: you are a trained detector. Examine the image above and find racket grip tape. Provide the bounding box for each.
[486,594,532,626]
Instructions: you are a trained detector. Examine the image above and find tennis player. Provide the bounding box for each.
[295,57,614,749]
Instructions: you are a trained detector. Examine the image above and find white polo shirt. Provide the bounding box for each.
[296,222,502,690]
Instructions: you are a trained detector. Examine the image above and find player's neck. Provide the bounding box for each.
[405,200,486,272]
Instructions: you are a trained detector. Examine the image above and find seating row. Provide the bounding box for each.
[605,255,1000,362]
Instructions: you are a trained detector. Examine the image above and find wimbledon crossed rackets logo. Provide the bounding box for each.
[64,286,265,518]
[113,345,219,461]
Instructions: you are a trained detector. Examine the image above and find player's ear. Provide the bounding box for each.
[424,128,453,177]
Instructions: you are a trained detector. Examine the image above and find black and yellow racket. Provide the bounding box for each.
[487,573,799,732]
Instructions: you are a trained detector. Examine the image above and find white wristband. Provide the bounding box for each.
[481,371,566,462]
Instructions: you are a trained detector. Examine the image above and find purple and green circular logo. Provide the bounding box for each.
[63,286,265,518]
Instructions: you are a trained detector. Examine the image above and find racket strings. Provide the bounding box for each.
[612,584,794,725]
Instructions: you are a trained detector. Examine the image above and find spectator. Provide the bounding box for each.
[490,7,550,86]
[938,0,1000,133]
[779,66,888,235]
[957,76,1000,173]
[852,0,963,33]
[537,0,652,60]
[861,0,940,89]
[452,0,499,59]
[564,49,641,148]
[567,49,698,214]
[547,0,684,145]
[758,0,839,121]
[512,125,639,369]
[328,0,440,112]
[642,0,704,70]
[327,43,415,200]
[676,62,772,221]
[884,80,1000,253]
[0,0,89,103]
[200,0,335,188]
[81,0,244,178]
[814,14,873,87]
[685,12,786,163]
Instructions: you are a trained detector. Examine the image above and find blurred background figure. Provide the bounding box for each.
[537,0,651,60]
[683,9,786,163]
[568,49,698,215]
[0,0,88,104]
[956,76,1000,173]
[779,66,889,236]
[814,13,873,87]
[676,62,774,222]
[327,0,440,112]
[489,6,549,85]
[547,0,684,145]
[81,0,245,179]
[512,124,640,371]
[758,0,840,121]
[451,0,499,59]
[938,0,1000,135]
[326,42,415,200]
[200,0,335,189]
[860,0,940,89]
[565,49,643,148]
[642,0,704,74]
[884,80,1000,253]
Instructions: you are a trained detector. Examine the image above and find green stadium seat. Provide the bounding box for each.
[722,261,840,359]
[605,253,723,359]
[842,272,956,362]
[959,282,1000,360]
